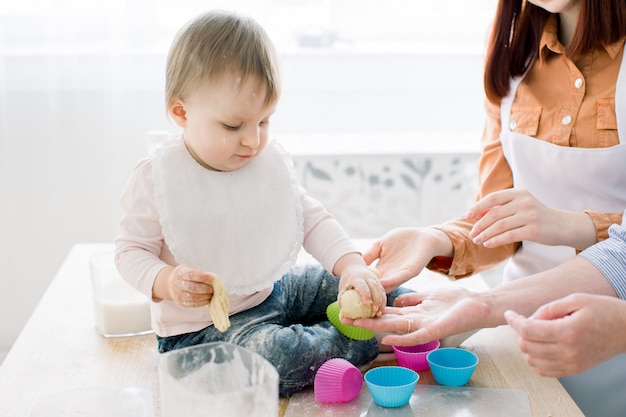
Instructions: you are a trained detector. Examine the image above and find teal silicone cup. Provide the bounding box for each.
[426,347,479,386]
[364,366,419,408]
[393,340,440,372]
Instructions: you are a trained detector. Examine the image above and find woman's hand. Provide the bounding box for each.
[362,227,453,292]
[154,264,216,308]
[505,293,626,377]
[466,189,595,250]
[343,286,493,346]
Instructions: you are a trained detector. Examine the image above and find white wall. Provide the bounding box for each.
[0,48,485,353]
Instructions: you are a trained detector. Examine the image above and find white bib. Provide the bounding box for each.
[151,139,304,295]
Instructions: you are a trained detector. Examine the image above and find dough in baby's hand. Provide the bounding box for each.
[368,266,381,278]
[340,289,375,319]
[209,274,230,332]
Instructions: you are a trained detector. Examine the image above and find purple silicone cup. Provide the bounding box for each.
[314,358,363,403]
[393,340,441,372]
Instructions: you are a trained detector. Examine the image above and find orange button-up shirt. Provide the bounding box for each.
[433,16,626,278]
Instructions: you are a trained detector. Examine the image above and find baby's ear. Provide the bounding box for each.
[168,99,187,127]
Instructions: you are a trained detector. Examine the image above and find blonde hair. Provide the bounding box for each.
[165,10,281,110]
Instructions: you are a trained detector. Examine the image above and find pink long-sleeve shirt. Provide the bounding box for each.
[115,150,358,337]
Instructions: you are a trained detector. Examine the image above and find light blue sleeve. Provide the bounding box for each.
[579,210,626,300]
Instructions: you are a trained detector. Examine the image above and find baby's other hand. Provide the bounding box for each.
[168,265,215,308]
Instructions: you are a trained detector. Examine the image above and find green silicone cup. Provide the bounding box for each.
[326,301,375,341]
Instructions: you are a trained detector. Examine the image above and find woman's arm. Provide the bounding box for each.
[346,255,617,346]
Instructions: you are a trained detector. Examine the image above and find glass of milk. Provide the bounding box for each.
[89,251,152,337]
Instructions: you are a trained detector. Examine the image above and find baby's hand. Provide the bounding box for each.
[338,266,386,318]
[168,265,215,308]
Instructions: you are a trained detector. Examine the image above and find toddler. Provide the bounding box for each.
[115,10,410,396]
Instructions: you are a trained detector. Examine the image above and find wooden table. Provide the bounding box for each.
[0,243,584,416]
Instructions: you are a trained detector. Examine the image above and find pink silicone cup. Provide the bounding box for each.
[314,358,363,403]
[393,340,441,372]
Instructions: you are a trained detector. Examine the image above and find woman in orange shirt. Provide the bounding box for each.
[356,0,626,415]
[366,0,626,291]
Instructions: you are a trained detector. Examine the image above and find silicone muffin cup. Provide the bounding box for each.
[427,347,479,386]
[314,358,363,403]
[393,340,440,372]
[326,301,375,341]
[364,366,419,408]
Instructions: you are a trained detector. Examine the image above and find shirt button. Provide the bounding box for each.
[509,119,518,130]
[574,78,583,89]
[562,115,572,125]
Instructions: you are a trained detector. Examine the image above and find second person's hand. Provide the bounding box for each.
[505,293,626,377]
[343,286,493,346]
[362,227,453,292]
[466,188,596,250]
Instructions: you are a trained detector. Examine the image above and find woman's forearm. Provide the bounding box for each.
[486,255,618,323]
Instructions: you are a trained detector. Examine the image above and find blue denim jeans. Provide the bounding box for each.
[157,263,412,397]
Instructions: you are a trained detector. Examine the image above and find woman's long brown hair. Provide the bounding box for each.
[484,0,626,103]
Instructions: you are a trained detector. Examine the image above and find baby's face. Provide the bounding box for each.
[172,74,276,172]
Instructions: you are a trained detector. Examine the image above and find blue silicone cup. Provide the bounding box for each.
[426,347,479,386]
[364,366,419,408]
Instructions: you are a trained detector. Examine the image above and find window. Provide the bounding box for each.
[0,0,497,138]
[1,0,496,52]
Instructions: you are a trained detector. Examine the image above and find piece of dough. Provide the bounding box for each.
[368,266,381,278]
[340,289,375,319]
[209,274,230,332]
[339,267,382,319]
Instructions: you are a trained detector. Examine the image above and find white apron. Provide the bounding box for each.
[499,46,626,417]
